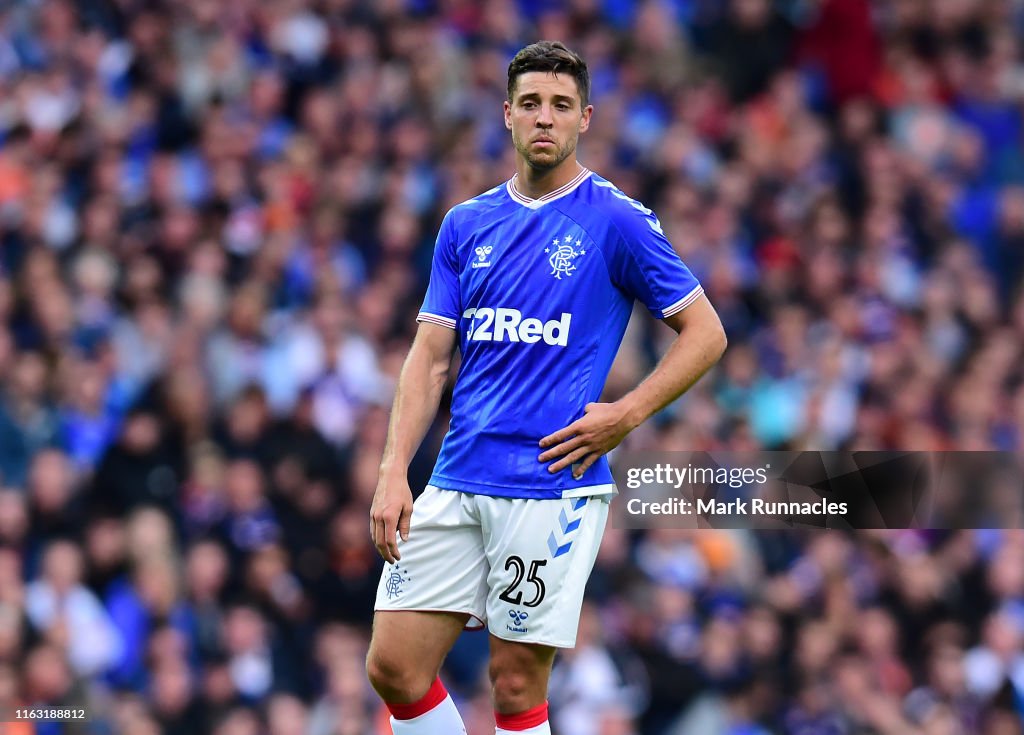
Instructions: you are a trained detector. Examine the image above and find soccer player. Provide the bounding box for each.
[366,41,727,735]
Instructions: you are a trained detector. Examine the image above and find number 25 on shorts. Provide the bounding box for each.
[498,556,547,607]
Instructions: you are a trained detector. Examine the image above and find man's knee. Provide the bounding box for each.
[366,611,468,703]
[489,660,532,705]
[366,646,434,704]
[488,642,554,713]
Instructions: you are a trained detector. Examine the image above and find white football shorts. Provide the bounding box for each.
[374,485,610,648]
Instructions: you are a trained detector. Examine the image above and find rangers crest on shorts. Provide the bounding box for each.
[384,563,410,599]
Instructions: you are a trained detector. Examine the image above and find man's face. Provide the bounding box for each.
[505,71,592,172]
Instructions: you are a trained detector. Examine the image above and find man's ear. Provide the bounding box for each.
[579,104,593,134]
[504,100,512,130]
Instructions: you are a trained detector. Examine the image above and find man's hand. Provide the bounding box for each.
[538,401,637,478]
[369,472,413,563]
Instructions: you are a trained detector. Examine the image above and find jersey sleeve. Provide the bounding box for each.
[417,210,460,329]
[605,204,703,319]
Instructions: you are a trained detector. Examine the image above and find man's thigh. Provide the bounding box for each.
[369,609,470,677]
[479,495,610,648]
[374,486,489,627]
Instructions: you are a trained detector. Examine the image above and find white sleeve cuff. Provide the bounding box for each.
[417,312,457,329]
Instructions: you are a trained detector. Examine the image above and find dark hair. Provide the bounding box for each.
[507,41,590,107]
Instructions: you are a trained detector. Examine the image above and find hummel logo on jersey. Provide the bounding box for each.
[463,307,571,346]
[472,245,493,269]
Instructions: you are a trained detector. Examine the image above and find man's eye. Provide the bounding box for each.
[556,104,570,111]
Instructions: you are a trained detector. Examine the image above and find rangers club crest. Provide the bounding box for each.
[544,234,586,279]
[384,563,410,599]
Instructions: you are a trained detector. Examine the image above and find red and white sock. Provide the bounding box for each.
[495,702,550,734]
[386,678,466,734]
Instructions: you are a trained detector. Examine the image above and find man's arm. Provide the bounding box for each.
[538,295,727,476]
[371,322,457,562]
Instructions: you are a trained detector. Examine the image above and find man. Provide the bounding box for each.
[366,41,727,735]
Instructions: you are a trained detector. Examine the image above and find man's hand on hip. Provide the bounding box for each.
[538,401,638,479]
[370,471,413,563]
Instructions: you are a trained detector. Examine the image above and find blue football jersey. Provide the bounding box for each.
[418,168,703,499]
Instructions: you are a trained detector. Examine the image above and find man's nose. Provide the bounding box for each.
[536,104,554,126]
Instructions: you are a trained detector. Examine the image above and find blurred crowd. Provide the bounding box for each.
[0,0,1023,733]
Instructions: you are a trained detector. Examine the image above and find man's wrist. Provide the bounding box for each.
[616,395,648,432]
[378,459,410,480]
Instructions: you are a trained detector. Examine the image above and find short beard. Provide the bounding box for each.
[513,133,576,172]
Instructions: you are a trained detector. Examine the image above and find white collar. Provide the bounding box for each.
[506,167,591,209]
